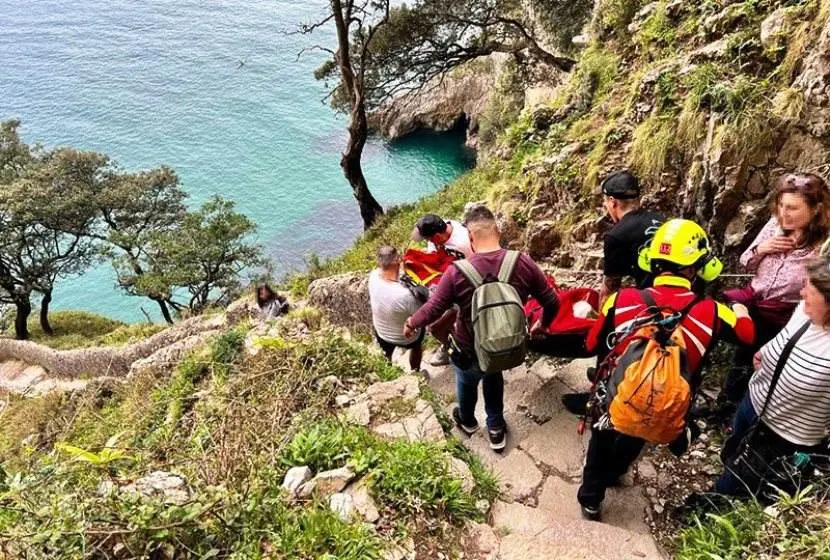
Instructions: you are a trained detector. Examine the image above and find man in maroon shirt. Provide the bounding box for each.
[403,206,559,451]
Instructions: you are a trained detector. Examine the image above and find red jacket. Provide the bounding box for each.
[587,275,755,375]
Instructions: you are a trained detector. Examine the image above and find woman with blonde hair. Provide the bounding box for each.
[722,172,830,406]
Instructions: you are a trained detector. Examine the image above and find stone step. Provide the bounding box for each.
[0,359,87,396]
[493,501,663,560]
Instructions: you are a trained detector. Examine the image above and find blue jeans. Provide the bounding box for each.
[454,363,505,430]
[714,395,759,495]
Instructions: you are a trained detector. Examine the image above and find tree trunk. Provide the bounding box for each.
[153,296,174,325]
[331,0,384,230]
[14,296,32,340]
[39,290,54,336]
[342,104,384,230]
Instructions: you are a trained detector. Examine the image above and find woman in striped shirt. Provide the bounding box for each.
[715,256,830,497]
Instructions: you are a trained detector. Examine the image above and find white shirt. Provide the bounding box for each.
[427,219,473,260]
[368,269,423,345]
[749,302,830,446]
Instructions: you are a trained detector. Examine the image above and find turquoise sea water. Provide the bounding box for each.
[0,0,471,322]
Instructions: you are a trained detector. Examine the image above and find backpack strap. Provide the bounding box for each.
[454,259,483,289]
[497,251,520,283]
[640,288,658,310]
[757,321,811,421]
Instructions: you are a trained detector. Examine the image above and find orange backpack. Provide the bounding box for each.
[603,290,696,444]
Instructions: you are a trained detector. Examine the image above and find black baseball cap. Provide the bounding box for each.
[600,170,640,200]
[412,214,448,241]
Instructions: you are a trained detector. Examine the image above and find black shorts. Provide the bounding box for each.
[375,328,425,355]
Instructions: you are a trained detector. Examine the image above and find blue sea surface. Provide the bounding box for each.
[0,0,471,322]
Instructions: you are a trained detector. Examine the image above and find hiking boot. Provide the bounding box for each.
[562,392,590,416]
[452,407,479,435]
[581,505,601,521]
[488,425,507,452]
[586,366,597,383]
[429,345,450,366]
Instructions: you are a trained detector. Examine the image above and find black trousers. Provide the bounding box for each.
[722,318,782,404]
[578,427,646,509]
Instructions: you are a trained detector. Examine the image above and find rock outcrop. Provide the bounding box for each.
[0,314,226,382]
[371,54,510,150]
[308,272,370,328]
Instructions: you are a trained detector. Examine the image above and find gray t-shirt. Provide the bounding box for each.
[368,269,423,345]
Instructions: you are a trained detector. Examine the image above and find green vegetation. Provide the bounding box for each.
[629,115,678,180]
[636,2,677,59]
[676,485,830,559]
[0,120,266,337]
[14,310,164,350]
[0,316,497,558]
[593,0,644,40]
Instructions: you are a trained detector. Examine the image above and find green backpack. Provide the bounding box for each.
[454,251,528,373]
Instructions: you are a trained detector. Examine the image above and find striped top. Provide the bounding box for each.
[749,302,830,446]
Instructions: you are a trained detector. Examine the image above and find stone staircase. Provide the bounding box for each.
[408,353,665,559]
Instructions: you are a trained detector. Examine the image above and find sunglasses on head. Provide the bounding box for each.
[782,173,826,192]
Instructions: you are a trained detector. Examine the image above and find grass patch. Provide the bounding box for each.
[635,1,677,59]
[283,419,377,473]
[16,310,151,349]
[675,484,830,559]
[629,114,678,179]
[370,440,478,520]
[593,0,645,40]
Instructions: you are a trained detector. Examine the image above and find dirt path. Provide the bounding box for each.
[409,353,665,559]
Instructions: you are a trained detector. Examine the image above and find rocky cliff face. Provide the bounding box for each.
[370,55,510,150]
[485,0,830,269]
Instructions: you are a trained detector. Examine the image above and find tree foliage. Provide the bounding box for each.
[311,0,578,114]
[117,197,264,315]
[0,120,266,338]
[0,123,100,339]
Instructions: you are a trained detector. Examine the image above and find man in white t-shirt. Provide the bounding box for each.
[411,214,473,365]
[368,246,425,371]
[412,214,474,260]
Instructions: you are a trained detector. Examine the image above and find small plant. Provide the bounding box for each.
[55,432,131,468]
[282,419,375,473]
[211,327,246,378]
[370,441,478,520]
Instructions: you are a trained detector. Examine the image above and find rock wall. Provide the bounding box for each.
[370,54,510,150]
[0,314,226,379]
[492,0,830,268]
[308,273,371,328]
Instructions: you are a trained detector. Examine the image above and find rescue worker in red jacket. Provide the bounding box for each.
[578,219,755,522]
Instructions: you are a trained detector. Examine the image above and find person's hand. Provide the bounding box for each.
[753,351,763,371]
[731,303,750,319]
[403,320,416,339]
[529,319,546,337]
[757,236,795,256]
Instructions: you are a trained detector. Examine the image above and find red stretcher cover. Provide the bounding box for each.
[524,276,599,336]
[402,248,456,287]
[404,249,599,338]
